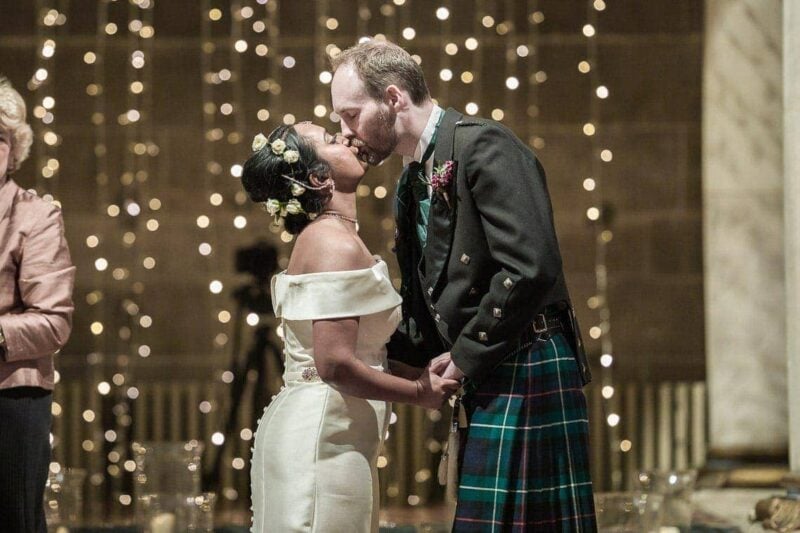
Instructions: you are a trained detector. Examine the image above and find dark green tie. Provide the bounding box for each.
[405,112,443,248]
[394,112,443,318]
[408,161,430,246]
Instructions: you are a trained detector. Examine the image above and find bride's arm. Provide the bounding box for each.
[387,359,424,380]
[313,318,458,409]
[295,224,459,407]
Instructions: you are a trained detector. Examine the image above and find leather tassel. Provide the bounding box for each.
[438,394,466,502]
[458,402,468,428]
[445,429,460,502]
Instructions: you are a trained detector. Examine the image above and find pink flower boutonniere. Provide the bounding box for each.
[431,160,456,207]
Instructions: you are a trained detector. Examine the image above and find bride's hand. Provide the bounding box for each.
[415,367,460,410]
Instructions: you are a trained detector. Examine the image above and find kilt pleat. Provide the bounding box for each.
[454,333,597,532]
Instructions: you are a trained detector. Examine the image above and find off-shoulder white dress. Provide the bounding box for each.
[250,260,402,532]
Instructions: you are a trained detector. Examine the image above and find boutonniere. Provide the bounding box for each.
[431,160,456,208]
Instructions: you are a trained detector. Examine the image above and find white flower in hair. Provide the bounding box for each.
[308,212,318,220]
[263,198,281,215]
[270,139,286,155]
[251,133,268,152]
[285,199,303,215]
[283,149,300,164]
[290,183,306,197]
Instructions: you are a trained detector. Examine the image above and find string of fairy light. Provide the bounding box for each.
[29,2,64,197]
[80,0,110,515]
[199,0,277,505]
[579,0,627,490]
[200,0,229,502]
[116,0,158,510]
[56,0,161,514]
[28,0,66,496]
[525,1,543,151]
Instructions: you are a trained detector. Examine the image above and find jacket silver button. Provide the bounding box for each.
[427,287,433,295]
[460,253,470,265]
[434,314,441,323]
[503,277,513,289]
[493,308,502,318]
[478,331,488,341]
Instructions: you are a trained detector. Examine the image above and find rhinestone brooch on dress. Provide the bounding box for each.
[301,367,321,382]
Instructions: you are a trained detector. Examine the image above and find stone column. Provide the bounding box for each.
[785,0,800,472]
[703,0,786,460]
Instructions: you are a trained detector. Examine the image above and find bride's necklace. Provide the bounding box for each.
[319,210,359,231]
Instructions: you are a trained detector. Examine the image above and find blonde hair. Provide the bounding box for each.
[331,40,430,105]
[0,76,33,174]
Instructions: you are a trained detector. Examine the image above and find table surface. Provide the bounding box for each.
[63,488,784,532]
[692,488,777,532]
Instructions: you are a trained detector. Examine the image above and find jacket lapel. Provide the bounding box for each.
[421,108,463,295]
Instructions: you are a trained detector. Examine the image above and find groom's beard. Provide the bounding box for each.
[359,107,398,166]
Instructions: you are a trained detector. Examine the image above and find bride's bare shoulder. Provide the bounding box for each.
[289,219,371,274]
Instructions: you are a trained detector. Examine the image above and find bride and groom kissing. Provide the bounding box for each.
[245,39,597,532]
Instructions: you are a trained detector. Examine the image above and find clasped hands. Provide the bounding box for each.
[415,352,464,410]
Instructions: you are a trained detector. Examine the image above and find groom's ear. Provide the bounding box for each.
[385,85,405,110]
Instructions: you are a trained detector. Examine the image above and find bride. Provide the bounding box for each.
[242,122,460,532]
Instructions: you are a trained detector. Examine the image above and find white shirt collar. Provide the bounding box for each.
[403,105,444,167]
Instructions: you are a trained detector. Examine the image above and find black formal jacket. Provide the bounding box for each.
[387,108,591,386]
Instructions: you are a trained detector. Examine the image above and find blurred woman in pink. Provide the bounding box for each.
[0,75,75,532]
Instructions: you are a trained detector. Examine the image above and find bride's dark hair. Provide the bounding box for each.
[241,125,332,235]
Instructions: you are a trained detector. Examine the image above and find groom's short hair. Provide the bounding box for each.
[331,40,430,105]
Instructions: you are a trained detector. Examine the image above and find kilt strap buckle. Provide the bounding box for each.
[519,304,569,345]
[533,313,562,334]
[533,314,548,333]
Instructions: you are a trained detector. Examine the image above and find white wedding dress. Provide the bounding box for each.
[251,259,402,532]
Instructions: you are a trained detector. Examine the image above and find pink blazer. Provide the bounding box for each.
[0,176,75,390]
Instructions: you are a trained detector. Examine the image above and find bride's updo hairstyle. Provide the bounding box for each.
[241,124,332,235]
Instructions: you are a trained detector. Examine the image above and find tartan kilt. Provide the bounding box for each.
[454,332,597,532]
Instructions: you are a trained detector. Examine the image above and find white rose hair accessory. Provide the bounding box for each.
[270,139,286,155]
[249,129,335,226]
[258,175,332,224]
[290,183,306,197]
[263,199,281,216]
[251,133,268,152]
[283,149,300,164]
[285,199,303,215]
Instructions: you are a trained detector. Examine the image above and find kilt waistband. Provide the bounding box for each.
[518,303,568,345]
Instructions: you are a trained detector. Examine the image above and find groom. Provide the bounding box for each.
[331,40,596,530]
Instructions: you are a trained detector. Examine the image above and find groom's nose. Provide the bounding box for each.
[339,121,355,140]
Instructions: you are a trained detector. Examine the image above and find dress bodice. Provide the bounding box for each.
[270,259,402,378]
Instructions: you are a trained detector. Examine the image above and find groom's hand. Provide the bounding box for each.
[429,352,452,375]
[441,360,465,381]
[416,365,461,409]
